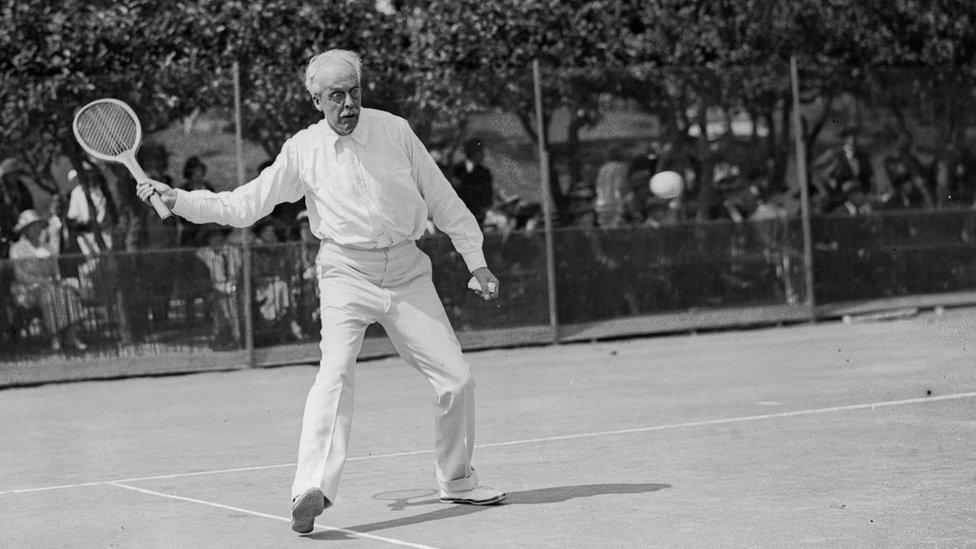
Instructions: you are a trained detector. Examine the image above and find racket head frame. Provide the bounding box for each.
[71,98,170,220]
[72,98,144,166]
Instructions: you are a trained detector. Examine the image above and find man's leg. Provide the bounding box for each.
[292,305,367,502]
[290,259,387,533]
[290,303,368,533]
[380,251,504,504]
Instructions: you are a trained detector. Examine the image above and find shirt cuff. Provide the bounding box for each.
[460,249,487,273]
[171,188,189,217]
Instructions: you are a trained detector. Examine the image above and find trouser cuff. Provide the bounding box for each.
[438,468,479,492]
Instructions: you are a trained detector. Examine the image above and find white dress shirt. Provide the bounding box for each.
[172,108,486,271]
[67,184,108,225]
[66,184,114,254]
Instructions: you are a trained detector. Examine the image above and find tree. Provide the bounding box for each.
[0,1,218,178]
[395,0,639,212]
[787,0,976,201]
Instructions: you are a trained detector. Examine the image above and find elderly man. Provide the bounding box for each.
[138,49,504,533]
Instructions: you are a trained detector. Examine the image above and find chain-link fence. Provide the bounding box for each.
[6,62,976,386]
[813,208,976,307]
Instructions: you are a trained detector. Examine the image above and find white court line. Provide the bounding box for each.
[4,390,975,496]
[107,481,438,549]
[2,481,104,495]
[111,449,431,484]
[474,390,976,449]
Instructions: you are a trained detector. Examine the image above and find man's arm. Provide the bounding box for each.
[138,141,303,228]
[401,120,499,299]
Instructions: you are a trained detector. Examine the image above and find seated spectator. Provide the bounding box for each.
[482,195,521,237]
[176,156,214,247]
[880,153,933,210]
[427,141,453,177]
[834,187,874,217]
[194,224,241,348]
[812,126,874,214]
[594,152,630,228]
[8,210,87,351]
[939,143,976,206]
[512,201,543,232]
[290,211,319,336]
[252,217,302,342]
[452,138,495,226]
[178,156,215,193]
[66,162,116,255]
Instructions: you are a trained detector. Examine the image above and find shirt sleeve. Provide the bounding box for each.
[402,120,487,272]
[172,140,304,227]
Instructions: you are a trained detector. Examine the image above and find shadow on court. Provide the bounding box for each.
[308,483,669,541]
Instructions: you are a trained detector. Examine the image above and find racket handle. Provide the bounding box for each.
[149,192,175,222]
[125,157,175,223]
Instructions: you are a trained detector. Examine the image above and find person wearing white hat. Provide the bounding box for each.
[8,210,87,351]
[138,48,505,534]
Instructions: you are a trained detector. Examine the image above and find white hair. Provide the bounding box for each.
[304,49,362,96]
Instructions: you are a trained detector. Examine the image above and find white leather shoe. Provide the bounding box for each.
[291,487,329,534]
[439,485,506,505]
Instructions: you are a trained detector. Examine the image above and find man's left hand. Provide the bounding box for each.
[471,267,500,300]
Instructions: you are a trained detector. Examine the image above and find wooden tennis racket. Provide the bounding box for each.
[72,98,173,221]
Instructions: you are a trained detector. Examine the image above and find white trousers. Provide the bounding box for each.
[291,240,479,502]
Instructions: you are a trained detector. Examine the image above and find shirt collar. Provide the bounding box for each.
[319,112,369,148]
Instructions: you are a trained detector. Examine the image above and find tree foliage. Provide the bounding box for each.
[3,0,976,209]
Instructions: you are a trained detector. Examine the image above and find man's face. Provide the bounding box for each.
[312,64,361,136]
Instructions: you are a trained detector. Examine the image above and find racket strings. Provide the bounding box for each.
[76,102,138,156]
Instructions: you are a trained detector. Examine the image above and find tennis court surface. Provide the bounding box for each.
[2,307,975,547]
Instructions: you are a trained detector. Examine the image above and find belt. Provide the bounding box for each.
[322,238,414,252]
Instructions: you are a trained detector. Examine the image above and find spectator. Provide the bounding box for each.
[593,150,630,228]
[558,187,640,319]
[194,224,241,348]
[452,137,495,226]
[179,156,215,193]
[175,156,213,248]
[813,125,874,214]
[512,201,543,232]
[880,153,933,210]
[834,187,874,217]
[290,210,319,336]
[656,141,701,205]
[482,195,521,237]
[66,161,116,255]
[427,141,453,176]
[252,217,302,342]
[44,194,68,257]
[617,144,659,225]
[938,144,976,206]
[8,210,87,351]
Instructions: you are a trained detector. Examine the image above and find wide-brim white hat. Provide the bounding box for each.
[13,209,46,233]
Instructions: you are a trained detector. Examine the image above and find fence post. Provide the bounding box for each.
[234,60,255,366]
[790,55,817,320]
[532,59,560,344]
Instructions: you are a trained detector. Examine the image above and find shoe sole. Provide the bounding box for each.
[440,492,507,505]
[291,488,326,534]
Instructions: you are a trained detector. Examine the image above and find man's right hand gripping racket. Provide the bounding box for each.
[72,98,173,221]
